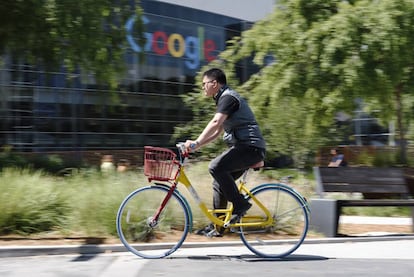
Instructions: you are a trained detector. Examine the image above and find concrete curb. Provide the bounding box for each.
[2,235,414,258]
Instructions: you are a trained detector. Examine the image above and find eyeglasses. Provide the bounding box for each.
[201,80,215,88]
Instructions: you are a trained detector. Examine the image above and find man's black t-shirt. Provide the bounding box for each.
[217,95,239,115]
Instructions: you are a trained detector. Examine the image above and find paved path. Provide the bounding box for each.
[1,237,414,276]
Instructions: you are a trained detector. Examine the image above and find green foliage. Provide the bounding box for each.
[0,169,69,235]
[176,0,414,166]
[0,147,27,169]
[354,149,375,166]
[28,155,66,173]
[63,171,143,236]
[0,167,147,237]
[372,151,397,167]
[0,0,144,88]
[354,148,402,167]
[0,164,410,238]
[343,206,412,217]
[0,147,81,174]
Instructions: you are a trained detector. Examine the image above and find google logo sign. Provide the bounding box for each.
[126,16,217,70]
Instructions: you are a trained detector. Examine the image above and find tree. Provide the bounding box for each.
[176,0,414,166]
[0,0,144,88]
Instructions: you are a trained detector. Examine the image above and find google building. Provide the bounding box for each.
[0,0,274,162]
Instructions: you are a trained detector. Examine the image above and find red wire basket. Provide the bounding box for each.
[144,146,179,181]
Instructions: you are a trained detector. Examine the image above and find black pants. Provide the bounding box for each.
[208,145,265,211]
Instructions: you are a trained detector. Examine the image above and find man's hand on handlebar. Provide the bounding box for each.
[176,140,199,157]
[184,140,200,153]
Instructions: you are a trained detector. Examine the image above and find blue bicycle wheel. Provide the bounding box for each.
[116,185,191,259]
[239,183,310,258]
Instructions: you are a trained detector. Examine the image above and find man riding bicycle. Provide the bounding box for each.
[185,68,266,236]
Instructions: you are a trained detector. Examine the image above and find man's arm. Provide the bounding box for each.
[185,112,227,150]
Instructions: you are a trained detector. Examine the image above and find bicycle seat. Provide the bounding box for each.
[250,160,264,169]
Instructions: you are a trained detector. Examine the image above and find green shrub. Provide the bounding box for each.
[343,206,412,217]
[372,151,397,167]
[28,154,65,173]
[0,164,411,239]
[0,146,83,174]
[62,170,147,237]
[0,168,69,235]
[0,167,147,237]
[354,150,374,166]
[0,149,28,169]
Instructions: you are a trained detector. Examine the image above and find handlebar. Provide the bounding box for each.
[176,142,197,158]
[176,142,187,156]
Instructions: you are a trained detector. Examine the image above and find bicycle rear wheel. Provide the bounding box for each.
[116,185,191,259]
[239,184,309,258]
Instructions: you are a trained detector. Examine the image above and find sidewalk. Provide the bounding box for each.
[0,216,412,258]
[2,238,414,277]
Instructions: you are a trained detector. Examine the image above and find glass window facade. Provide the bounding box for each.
[0,0,253,152]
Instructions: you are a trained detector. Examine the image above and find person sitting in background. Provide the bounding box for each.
[101,155,115,172]
[117,159,130,172]
[328,148,347,167]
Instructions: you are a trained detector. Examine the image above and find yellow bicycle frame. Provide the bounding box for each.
[174,165,275,228]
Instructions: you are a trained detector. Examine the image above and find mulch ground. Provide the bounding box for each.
[338,223,412,236]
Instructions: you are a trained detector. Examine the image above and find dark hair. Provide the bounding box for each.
[203,68,227,85]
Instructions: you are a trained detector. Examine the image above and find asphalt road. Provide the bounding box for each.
[1,237,414,277]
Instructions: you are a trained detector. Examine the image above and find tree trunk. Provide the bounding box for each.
[395,83,407,165]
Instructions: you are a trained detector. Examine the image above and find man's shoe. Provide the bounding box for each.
[195,224,223,237]
[229,201,252,223]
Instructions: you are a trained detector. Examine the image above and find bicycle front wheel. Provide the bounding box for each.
[239,184,309,258]
[116,185,191,259]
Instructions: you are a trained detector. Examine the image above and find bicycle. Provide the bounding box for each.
[116,144,310,259]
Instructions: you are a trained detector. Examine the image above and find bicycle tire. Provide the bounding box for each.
[239,183,309,258]
[116,185,191,259]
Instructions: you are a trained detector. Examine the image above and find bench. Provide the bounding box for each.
[310,166,414,237]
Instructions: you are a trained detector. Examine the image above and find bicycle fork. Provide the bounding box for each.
[148,182,178,227]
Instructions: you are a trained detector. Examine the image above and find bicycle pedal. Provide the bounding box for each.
[206,229,222,238]
[223,215,240,228]
[229,227,240,233]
